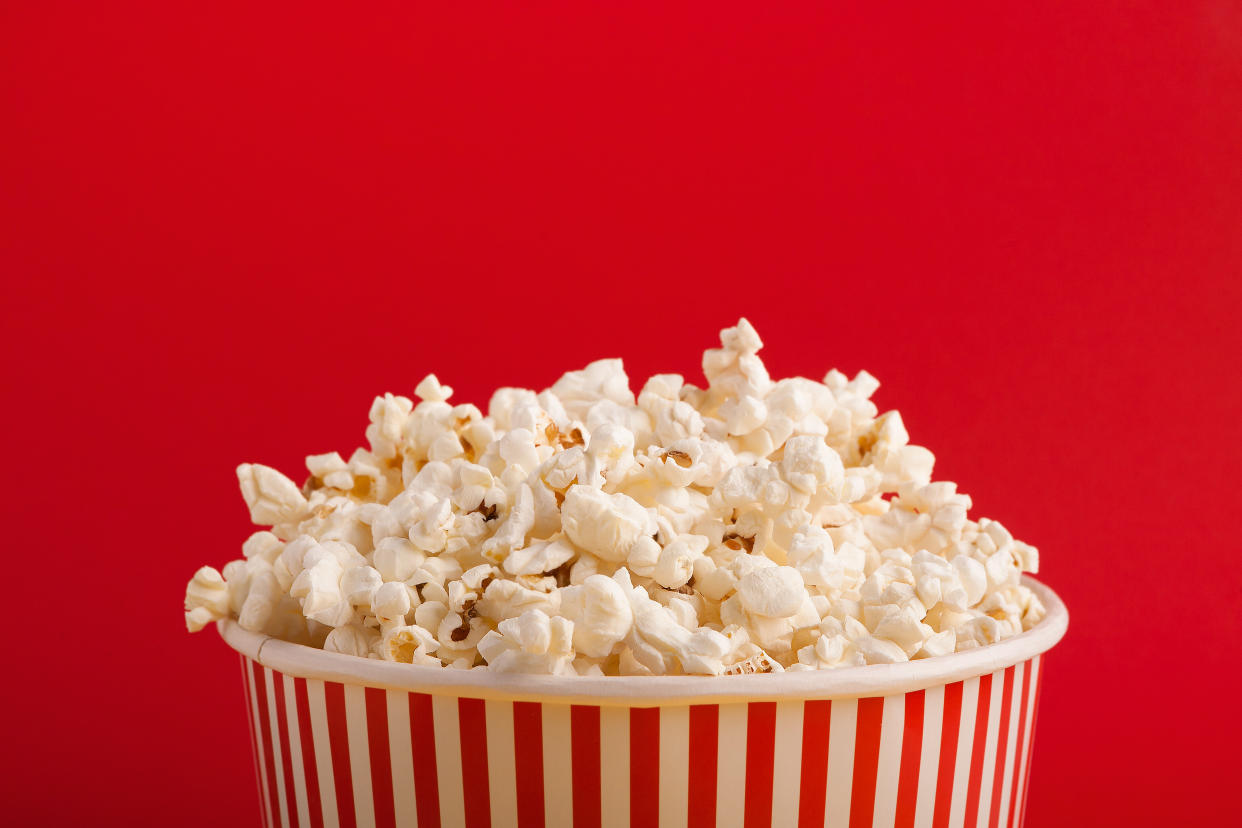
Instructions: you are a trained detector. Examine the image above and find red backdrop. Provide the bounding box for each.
[4,2,1240,825]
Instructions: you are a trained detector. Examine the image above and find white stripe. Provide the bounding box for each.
[283,675,312,828]
[771,701,805,828]
[431,695,465,828]
[872,695,905,828]
[995,663,1024,826]
[600,706,630,828]
[1014,657,1041,821]
[912,686,944,828]
[541,704,574,828]
[247,662,274,828]
[948,679,979,828]
[264,669,292,828]
[306,680,341,828]
[825,698,857,828]
[975,671,1005,827]
[716,704,748,825]
[659,706,689,828]
[485,700,518,828]
[343,685,375,828]
[240,659,263,827]
[386,690,418,828]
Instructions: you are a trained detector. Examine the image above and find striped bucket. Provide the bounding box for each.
[223,576,1066,828]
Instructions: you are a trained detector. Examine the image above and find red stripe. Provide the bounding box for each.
[409,693,441,828]
[324,682,357,828]
[987,667,1017,828]
[743,702,777,828]
[894,690,925,828]
[251,662,282,828]
[797,700,831,828]
[1007,661,1034,828]
[1018,658,1045,827]
[511,702,545,828]
[849,696,885,828]
[293,679,324,828]
[572,706,602,828]
[629,707,661,828]
[458,698,492,828]
[242,658,268,828]
[963,673,995,826]
[931,681,964,828]
[366,687,396,828]
[272,671,302,828]
[688,705,720,828]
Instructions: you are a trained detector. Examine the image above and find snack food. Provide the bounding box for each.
[186,319,1044,676]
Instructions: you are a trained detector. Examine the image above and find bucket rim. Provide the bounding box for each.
[218,574,1067,706]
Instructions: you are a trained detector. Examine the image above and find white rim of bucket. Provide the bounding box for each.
[218,574,1067,707]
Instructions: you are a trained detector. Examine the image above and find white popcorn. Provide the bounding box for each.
[503,536,576,576]
[378,623,439,664]
[415,374,454,403]
[341,566,383,607]
[372,537,426,582]
[652,534,708,589]
[237,463,308,526]
[306,452,354,491]
[237,570,291,635]
[558,574,634,657]
[552,359,635,422]
[324,624,380,658]
[184,567,230,632]
[371,581,412,623]
[561,485,655,563]
[779,435,844,498]
[737,566,807,618]
[478,610,576,675]
[189,319,1047,675]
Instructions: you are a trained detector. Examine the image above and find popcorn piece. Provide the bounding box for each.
[237,463,308,525]
[307,452,354,491]
[503,537,576,576]
[371,581,413,623]
[653,534,708,589]
[184,567,230,632]
[559,574,633,657]
[378,623,438,664]
[737,566,807,618]
[561,485,655,563]
[324,624,380,658]
[779,435,844,498]
[551,359,635,422]
[415,374,454,403]
[477,610,576,675]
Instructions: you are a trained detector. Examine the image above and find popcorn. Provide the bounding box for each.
[379,623,439,664]
[477,610,576,675]
[559,574,634,657]
[237,463,308,525]
[324,624,380,658]
[184,567,229,632]
[187,318,1045,675]
[371,581,413,623]
[560,485,655,563]
[737,566,807,618]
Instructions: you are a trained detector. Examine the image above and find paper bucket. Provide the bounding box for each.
[220,575,1067,828]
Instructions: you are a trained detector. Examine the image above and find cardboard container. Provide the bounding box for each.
[221,575,1066,828]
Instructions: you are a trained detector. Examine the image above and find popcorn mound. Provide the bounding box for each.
[185,320,1044,677]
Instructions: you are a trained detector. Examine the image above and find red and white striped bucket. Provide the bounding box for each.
[222,576,1067,828]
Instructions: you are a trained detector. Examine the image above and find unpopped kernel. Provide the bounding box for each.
[186,319,1044,676]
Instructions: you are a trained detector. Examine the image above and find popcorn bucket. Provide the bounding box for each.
[220,575,1066,828]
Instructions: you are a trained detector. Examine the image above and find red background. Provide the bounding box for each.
[3,3,1240,825]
